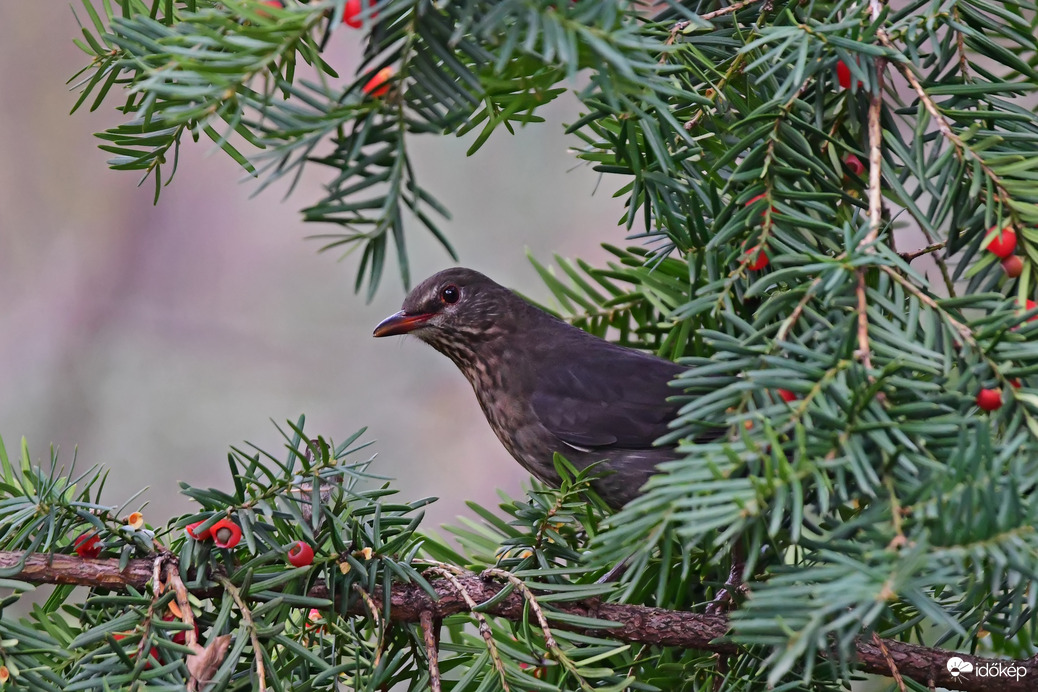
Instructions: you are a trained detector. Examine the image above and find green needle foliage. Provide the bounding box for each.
[0,425,670,691]
[46,0,1038,689]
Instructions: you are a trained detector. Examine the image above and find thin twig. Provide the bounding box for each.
[877,33,1010,208]
[483,568,558,651]
[666,0,761,42]
[131,557,165,666]
[672,1,768,127]
[856,270,874,373]
[855,59,887,376]
[152,557,163,599]
[166,561,200,649]
[425,564,512,692]
[951,7,972,83]
[705,556,746,616]
[873,631,907,692]
[899,242,945,263]
[420,611,442,692]
[776,275,824,342]
[353,584,385,667]
[879,265,974,346]
[483,567,598,692]
[864,62,886,247]
[217,576,266,692]
[702,0,761,21]
[869,25,957,295]
[667,0,763,40]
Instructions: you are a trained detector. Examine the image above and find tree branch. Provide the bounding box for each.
[4,552,1034,692]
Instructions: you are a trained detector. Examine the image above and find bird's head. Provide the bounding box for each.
[373,268,520,353]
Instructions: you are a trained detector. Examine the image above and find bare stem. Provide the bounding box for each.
[873,631,907,692]
[899,242,946,262]
[353,585,385,667]
[425,563,512,692]
[217,576,266,692]
[420,611,442,692]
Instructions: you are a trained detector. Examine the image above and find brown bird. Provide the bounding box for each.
[373,267,698,508]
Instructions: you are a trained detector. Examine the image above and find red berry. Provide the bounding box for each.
[746,193,776,213]
[743,192,777,269]
[744,245,769,270]
[256,0,283,18]
[362,66,395,99]
[985,226,1017,258]
[210,519,242,549]
[1001,255,1023,278]
[976,388,1002,411]
[111,633,160,669]
[344,0,377,28]
[162,612,199,646]
[287,541,315,567]
[186,521,211,540]
[304,607,326,633]
[777,389,797,403]
[1024,299,1038,322]
[1010,378,1022,389]
[74,532,102,559]
[837,60,852,89]
[745,193,778,225]
[843,154,865,176]
[836,59,864,89]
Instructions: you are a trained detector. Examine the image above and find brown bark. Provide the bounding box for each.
[2,551,1034,692]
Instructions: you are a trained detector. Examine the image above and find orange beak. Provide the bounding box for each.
[372,311,433,337]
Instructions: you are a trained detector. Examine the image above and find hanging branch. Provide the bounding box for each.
[419,611,442,692]
[1,551,1033,692]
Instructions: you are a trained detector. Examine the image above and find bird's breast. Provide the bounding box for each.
[456,354,560,484]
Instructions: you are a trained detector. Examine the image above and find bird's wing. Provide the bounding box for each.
[529,348,685,449]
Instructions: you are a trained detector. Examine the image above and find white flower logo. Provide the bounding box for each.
[946,657,974,677]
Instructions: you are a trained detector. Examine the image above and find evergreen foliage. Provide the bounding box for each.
[0,0,1028,689]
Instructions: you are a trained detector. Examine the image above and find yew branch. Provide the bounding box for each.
[2,551,1034,692]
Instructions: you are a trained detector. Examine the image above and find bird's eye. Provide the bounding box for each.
[440,285,460,304]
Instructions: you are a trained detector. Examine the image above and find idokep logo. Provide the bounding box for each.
[946,656,1028,682]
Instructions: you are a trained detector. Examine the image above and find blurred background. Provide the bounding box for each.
[0,5,626,530]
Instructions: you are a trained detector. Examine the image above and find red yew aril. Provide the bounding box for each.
[162,612,199,646]
[985,226,1017,258]
[746,193,776,216]
[287,541,315,567]
[112,633,160,669]
[837,60,851,88]
[742,194,774,270]
[186,521,211,540]
[210,519,242,549]
[843,154,865,176]
[344,0,377,28]
[74,532,102,559]
[1002,255,1023,278]
[744,244,769,270]
[256,0,283,19]
[362,67,395,98]
[976,388,1002,411]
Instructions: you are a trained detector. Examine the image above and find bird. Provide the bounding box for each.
[373,267,703,508]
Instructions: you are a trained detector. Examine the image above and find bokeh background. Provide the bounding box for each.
[0,5,626,530]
